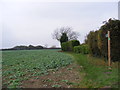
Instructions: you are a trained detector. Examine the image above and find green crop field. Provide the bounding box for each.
[2,50,73,88]
[1,49,119,88]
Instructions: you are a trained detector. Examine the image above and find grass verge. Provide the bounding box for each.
[69,53,119,88]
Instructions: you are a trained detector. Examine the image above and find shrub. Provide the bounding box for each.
[61,42,69,51]
[68,40,80,51]
[61,40,80,51]
[87,31,101,56]
[74,44,89,54]
[74,46,81,53]
[81,44,89,54]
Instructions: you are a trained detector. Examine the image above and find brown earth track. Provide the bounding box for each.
[20,62,82,88]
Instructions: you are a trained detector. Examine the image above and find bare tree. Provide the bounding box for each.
[52,26,79,42]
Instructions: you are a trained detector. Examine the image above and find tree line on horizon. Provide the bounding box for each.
[1,45,60,51]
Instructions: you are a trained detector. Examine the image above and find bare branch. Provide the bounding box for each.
[52,26,79,42]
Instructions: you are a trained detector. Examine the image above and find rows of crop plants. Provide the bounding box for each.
[2,50,73,88]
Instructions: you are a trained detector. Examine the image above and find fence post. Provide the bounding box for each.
[108,31,111,67]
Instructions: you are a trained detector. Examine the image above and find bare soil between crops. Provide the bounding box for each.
[20,62,82,88]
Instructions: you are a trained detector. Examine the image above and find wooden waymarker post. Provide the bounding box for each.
[108,31,111,67]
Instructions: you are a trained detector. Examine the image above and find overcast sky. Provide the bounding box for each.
[1,0,118,49]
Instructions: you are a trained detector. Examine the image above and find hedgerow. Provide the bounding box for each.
[74,44,89,54]
[61,40,80,51]
[86,19,120,62]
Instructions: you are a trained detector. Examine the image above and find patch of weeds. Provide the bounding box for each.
[34,77,39,79]
[52,84,61,88]
[61,80,69,83]
[42,78,52,82]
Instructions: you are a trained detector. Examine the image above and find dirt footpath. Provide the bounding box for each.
[21,62,82,88]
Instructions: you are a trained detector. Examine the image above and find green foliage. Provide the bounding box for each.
[86,19,120,61]
[2,50,73,88]
[13,45,43,50]
[60,33,68,44]
[74,44,89,54]
[74,46,81,53]
[52,84,61,88]
[82,44,89,54]
[68,40,80,51]
[99,19,120,61]
[71,53,118,88]
[87,31,101,57]
[61,40,80,51]
[61,42,69,51]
